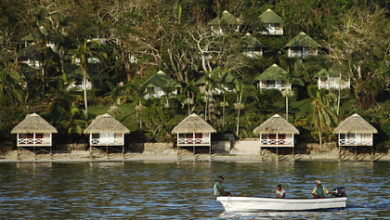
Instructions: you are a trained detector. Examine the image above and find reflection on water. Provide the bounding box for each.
[0,161,389,219]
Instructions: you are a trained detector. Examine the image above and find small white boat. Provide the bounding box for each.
[217,196,347,212]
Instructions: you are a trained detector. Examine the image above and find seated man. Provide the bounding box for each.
[312,180,329,198]
[214,176,231,197]
[276,184,286,198]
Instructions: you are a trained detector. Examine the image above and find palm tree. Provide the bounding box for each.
[0,63,24,105]
[72,39,104,115]
[309,86,338,147]
[281,86,294,121]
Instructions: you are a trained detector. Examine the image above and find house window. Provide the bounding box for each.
[179,134,185,139]
[36,133,43,138]
[269,134,276,139]
[278,134,286,139]
[185,133,193,139]
[92,134,100,139]
[195,133,203,138]
[26,133,34,139]
[261,134,268,139]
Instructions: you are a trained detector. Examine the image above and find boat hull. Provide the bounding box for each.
[216,196,347,212]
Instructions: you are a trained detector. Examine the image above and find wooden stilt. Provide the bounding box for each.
[260,146,262,161]
[106,145,108,160]
[355,146,357,157]
[292,147,294,156]
[193,145,195,161]
[122,145,125,160]
[17,147,20,160]
[90,146,92,159]
[276,147,279,156]
[34,146,36,160]
[50,146,52,160]
[338,145,341,159]
[371,145,374,160]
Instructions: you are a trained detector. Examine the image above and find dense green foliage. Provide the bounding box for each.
[0,0,389,148]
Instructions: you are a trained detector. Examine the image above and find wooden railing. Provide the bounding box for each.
[260,139,293,146]
[18,138,51,145]
[339,139,372,146]
[178,138,210,145]
[91,138,124,146]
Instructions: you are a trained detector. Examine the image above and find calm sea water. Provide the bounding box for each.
[0,161,389,219]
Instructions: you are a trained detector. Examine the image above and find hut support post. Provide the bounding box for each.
[371,145,374,160]
[338,134,341,158]
[33,133,36,160]
[106,145,108,160]
[89,134,92,158]
[16,134,20,160]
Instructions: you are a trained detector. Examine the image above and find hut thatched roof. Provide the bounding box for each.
[255,64,288,81]
[172,113,216,134]
[84,113,130,134]
[284,32,321,48]
[11,113,58,134]
[142,70,180,89]
[253,114,299,134]
[314,68,350,79]
[259,9,284,24]
[241,33,265,51]
[209,10,238,26]
[334,114,378,134]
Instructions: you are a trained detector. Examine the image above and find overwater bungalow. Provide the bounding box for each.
[253,114,299,154]
[143,70,181,99]
[171,113,216,154]
[84,113,130,154]
[11,113,58,154]
[255,64,291,91]
[259,9,284,36]
[334,114,377,152]
[284,32,320,58]
[208,10,240,36]
[314,69,350,90]
[241,33,265,58]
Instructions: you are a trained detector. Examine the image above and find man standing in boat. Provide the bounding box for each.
[214,176,231,196]
[312,180,329,198]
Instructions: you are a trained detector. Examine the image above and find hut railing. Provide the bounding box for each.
[318,77,350,90]
[178,138,210,145]
[18,137,51,145]
[260,138,293,146]
[339,138,372,146]
[91,138,124,145]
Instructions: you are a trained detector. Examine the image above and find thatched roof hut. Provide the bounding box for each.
[142,70,180,89]
[259,9,284,24]
[253,114,299,134]
[209,10,239,26]
[241,33,265,51]
[172,113,216,134]
[11,113,57,134]
[334,114,378,134]
[255,64,288,81]
[284,32,321,48]
[84,113,130,134]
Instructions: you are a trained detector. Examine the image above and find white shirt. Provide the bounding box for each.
[276,189,285,198]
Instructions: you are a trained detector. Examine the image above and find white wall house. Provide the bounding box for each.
[259,9,284,36]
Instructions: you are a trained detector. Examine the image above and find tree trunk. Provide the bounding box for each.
[286,95,289,120]
[222,94,226,129]
[82,67,88,114]
[236,91,242,136]
[337,74,341,116]
[318,126,322,147]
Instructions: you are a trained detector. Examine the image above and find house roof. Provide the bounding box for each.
[333,114,378,134]
[255,64,288,81]
[142,70,180,89]
[241,33,265,51]
[259,9,284,24]
[284,32,321,48]
[84,113,130,134]
[11,113,58,134]
[209,10,239,26]
[253,114,299,134]
[172,113,216,134]
[314,68,350,78]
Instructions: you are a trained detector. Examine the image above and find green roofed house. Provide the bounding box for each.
[241,33,265,58]
[208,10,240,36]
[255,64,291,91]
[259,9,284,36]
[143,70,181,99]
[314,69,350,90]
[284,32,321,58]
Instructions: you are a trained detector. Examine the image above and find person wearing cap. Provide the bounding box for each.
[312,180,329,198]
[214,176,231,197]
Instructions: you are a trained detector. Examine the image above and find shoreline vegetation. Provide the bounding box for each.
[0,1,389,155]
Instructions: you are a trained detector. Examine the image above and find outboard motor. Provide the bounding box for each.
[331,187,347,197]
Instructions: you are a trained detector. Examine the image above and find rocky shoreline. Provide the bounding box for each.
[0,149,389,163]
